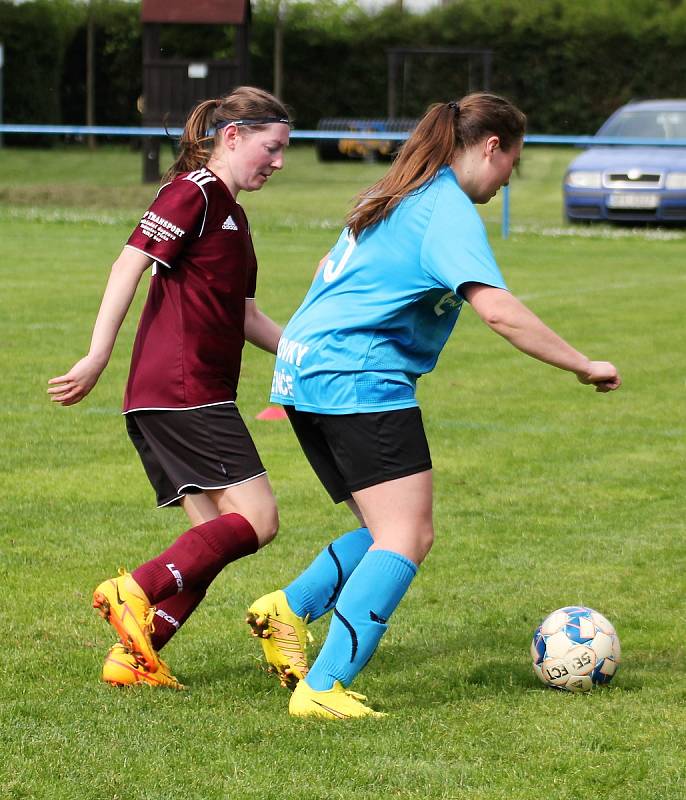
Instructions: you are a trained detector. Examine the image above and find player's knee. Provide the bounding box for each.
[252,504,279,547]
[373,523,434,564]
[214,496,279,547]
[415,526,434,564]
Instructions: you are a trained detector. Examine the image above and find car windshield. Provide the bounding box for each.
[600,109,686,139]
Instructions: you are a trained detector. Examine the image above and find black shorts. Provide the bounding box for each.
[284,406,432,504]
[126,403,266,508]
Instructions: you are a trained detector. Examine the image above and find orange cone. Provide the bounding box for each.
[256,406,288,420]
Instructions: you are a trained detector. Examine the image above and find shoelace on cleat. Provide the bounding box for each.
[301,613,314,646]
[143,606,156,633]
[115,567,156,634]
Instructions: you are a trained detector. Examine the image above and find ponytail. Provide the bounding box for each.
[346,92,526,238]
[163,99,217,181]
[163,87,290,182]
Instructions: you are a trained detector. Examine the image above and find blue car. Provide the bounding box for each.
[563,99,686,223]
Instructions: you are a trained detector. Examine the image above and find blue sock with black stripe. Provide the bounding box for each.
[284,527,373,622]
[305,549,417,691]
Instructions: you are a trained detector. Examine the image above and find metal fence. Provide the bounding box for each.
[2,124,685,238]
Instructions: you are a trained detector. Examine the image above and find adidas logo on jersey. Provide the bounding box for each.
[222,215,238,231]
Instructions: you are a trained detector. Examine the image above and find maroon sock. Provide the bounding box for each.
[150,587,207,651]
[132,513,258,604]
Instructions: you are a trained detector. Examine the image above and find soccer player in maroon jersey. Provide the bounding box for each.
[48,87,290,688]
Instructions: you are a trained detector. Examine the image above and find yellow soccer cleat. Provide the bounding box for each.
[102,643,185,690]
[288,679,386,720]
[246,590,311,690]
[92,570,159,672]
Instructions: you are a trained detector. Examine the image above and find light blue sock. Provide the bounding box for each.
[284,527,373,622]
[305,549,417,691]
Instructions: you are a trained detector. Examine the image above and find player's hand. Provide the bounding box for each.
[576,361,621,393]
[47,356,105,406]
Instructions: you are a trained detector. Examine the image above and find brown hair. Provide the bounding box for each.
[346,92,526,238]
[163,86,290,182]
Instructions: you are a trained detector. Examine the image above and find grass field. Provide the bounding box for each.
[1,143,684,800]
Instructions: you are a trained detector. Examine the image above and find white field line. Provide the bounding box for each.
[510,224,686,241]
[4,205,686,238]
[517,271,686,302]
[431,418,683,438]
[0,207,135,225]
[1,206,342,231]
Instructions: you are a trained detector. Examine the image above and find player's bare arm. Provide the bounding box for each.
[313,250,332,280]
[244,299,282,355]
[47,247,152,406]
[464,283,621,392]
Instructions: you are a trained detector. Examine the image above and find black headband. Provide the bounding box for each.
[448,101,460,114]
[215,116,290,129]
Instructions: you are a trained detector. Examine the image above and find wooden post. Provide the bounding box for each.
[142,23,161,182]
[273,0,284,99]
[387,51,399,119]
[0,44,4,148]
[235,12,250,84]
[86,2,95,149]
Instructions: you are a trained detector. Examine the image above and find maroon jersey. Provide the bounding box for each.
[123,167,257,412]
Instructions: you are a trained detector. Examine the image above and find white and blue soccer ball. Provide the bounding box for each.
[531,606,621,692]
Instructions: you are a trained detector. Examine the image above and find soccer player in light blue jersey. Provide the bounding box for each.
[247,92,621,719]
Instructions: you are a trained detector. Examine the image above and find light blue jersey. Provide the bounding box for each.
[271,166,508,413]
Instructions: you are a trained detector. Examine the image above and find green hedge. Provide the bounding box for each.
[253,0,686,132]
[2,0,686,135]
[0,0,77,125]
[60,1,141,127]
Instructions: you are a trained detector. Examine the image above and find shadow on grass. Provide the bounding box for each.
[369,639,642,707]
[183,653,279,691]
[156,628,646,701]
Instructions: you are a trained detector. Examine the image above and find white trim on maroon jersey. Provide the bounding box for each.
[184,167,217,188]
[124,244,173,269]
[155,181,172,198]
[123,400,237,415]
[182,168,216,237]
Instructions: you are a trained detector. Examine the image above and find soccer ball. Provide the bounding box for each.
[531,605,621,692]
